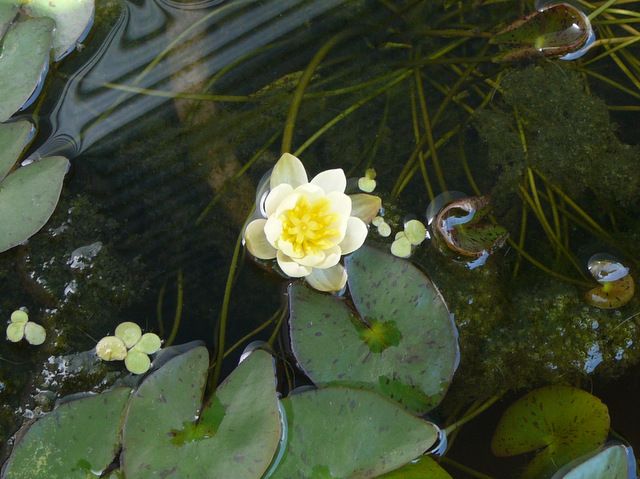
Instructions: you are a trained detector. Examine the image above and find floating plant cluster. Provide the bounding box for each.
[5,310,46,346]
[96,322,162,374]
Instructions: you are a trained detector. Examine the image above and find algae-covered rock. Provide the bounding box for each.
[475,64,640,212]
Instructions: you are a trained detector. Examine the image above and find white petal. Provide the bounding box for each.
[315,245,341,269]
[270,153,308,189]
[265,184,294,217]
[310,169,346,193]
[305,264,348,292]
[244,219,277,260]
[339,217,368,255]
[279,240,304,259]
[277,251,312,278]
[296,251,327,267]
[327,191,352,216]
[264,217,283,247]
[350,194,382,224]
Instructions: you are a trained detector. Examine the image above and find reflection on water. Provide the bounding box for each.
[32,0,344,160]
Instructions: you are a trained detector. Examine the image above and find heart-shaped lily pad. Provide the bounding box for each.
[1,387,131,479]
[0,17,54,122]
[0,120,33,181]
[21,0,95,60]
[289,245,459,413]
[0,156,69,253]
[551,444,637,479]
[491,385,610,479]
[269,386,440,478]
[122,346,281,479]
[377,455,453,478]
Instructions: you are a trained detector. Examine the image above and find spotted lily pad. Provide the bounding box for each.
[0,17,54,122]
[0,156,69,253]
[491,386,610,479]
[1,388,131,479]
[20,0,95,61]
[551,444,637,479]
[289,245,459,414]
[0,121,33,181]
[377,455,453,478]
[269,387,440,478]
[122,347,281,479]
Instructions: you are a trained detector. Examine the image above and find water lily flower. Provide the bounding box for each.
[244,153,369,292]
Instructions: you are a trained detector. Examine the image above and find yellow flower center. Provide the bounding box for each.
[280,195,340,257]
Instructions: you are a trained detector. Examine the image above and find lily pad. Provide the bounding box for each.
[377,455,453,478]
[0,121,33,181]
[491,385,610,479]
[0,4,17,38]
[289,245,458,413]
[1,387,131,479]
[0,17,54,122]
[21,0,95,61]
[122,347,281,479]
[269,386,440,478]
[551,444,636,479]
[0,156,69,253]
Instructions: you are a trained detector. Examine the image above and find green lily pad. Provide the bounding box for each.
[552,444,637,479]
[0,156,69,253]
[0,17,54,122]
[21,0,95,61]
[551,444,636,479]
[0,120,32,181]
[124,349,151,374]
[491,386,610,479]
[269,386,440,478]
[122,347,281,479]
[289,245,458,414]
[377,455,453,478]
[1,387,131,479]
[0,3,17,39]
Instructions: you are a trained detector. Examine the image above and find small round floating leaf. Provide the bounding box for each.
[10,310,28,324]
[124,350,151,375]
[132,332,162,354]
[114,321,142,348]
[0,121,34,181]
[551,444,636,479]
[491,385,610,479]
[390,236,412,258]
[24,322,46,345]
[289,246,458,414]
[0,17,54,122]
[0,156,70,253]
[96,336,127,361]
[269,387,440,478]
[404,219,427,245]
[357,177,376,193]
[123,348,281,479]
[377,455,453,479]
[21,0,95,61]
[2,387,131,479]
[585,275,635,310]
[6,321,26,342]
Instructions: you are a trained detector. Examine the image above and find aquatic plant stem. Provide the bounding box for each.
[281,31,351,154]
[156,280,167,337]
[439,458,495,479]
[267,305,288,347]
[410,80,435,201]
[222,306,283,359]
[512,204,528,279]
[293,71,412,157]
[588,0,619,20]
[165,269,184,347]
[100,82,253,103]
[210,231,244,390]
[414,64,447,192]
[196,131,280,225]
[444,395,501,436]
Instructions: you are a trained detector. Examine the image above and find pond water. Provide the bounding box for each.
[1,1,640,478]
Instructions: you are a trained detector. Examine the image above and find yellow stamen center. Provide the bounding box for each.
[280,196,339,257]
